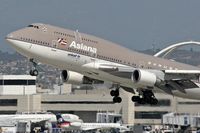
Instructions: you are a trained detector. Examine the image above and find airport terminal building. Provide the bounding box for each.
[1,75,200,127]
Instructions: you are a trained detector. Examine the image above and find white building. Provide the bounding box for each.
[0,75,36,95]
[163,113,200,128]
[1,75,200,127]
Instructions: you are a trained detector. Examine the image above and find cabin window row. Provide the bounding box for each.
[54,31,98,44]
[20,37,50,46]
[97,54,138,67]
[54,31,75,38]
[82,38,98,44]
[97,55,122,63]
[68,47,91,56]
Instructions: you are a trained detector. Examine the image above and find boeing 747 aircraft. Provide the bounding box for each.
[5,23,200,105]
[56,113,129,132]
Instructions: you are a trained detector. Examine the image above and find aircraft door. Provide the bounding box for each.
[51,40,58,50]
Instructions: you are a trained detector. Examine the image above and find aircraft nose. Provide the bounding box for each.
[5,32,15,46]
[5,32,17,46]
[5,33,14,40]
[5,30,19,42]
[5,31,32,53]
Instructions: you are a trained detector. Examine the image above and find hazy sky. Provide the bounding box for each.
[1,0,200,52]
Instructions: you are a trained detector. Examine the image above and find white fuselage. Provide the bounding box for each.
[59,114,128,132]
[6,22,200,101]
[60,121,128,132]
[0,113,57,126]
[7,38,200,100]
[7,39,136,88]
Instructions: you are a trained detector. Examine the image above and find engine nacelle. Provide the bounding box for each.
[132,69,157,87]
[61,70,93,85]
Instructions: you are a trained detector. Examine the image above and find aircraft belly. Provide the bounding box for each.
[22,43,89,71]
[14,40,200,99]
[9,40,136,89]
[90,68,200,100]
[6,39,32,58]
[82,67,138,89]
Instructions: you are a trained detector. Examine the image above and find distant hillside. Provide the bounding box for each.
[141,49,200,66]
[0,51,25,62]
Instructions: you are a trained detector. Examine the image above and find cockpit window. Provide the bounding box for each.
[27,25,39,29]
[28,25,34,27]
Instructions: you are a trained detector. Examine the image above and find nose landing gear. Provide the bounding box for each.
[29,69,39,76]
[29,58,39,76]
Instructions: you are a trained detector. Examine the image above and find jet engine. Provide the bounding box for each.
[132,69,157,87]
[61,70,94,85]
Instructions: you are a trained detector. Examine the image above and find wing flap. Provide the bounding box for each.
[98,64,135,72]
[165,70,200,74]
[157,79,199,95]
[166,81,186,93]
[164,70,200,80]
[97,64,135,79]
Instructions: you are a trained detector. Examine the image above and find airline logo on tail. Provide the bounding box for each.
[69,41,97,54]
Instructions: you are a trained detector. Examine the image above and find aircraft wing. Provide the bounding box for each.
[89,63,200,94]
[157,70,200,94]
[96,63,200,80]
[83,62,200,95]
[164,70,200,80]
[81,122,122,131]
[87,63,136,79]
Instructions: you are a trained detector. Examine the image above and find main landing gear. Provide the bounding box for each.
[29,58,39,76]
[132,90,158,105]
[109,86,158,105]
[110,86,122,103]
